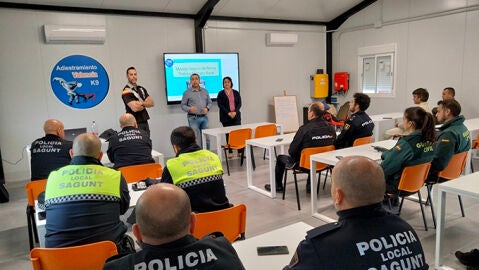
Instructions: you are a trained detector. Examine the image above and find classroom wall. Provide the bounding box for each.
[332,0,479,119]
[0,8,326,182]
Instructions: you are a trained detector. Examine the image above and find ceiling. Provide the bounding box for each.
[0,0,368,23]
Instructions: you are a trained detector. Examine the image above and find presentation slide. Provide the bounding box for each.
[163,53,240,104]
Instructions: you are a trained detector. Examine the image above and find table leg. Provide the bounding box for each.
[311,160,337,223]
[269,146,276,198]
[435,189,447,268]
[246,143,274,198]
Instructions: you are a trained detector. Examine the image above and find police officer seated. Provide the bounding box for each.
[30,119,72,180]
[107,113,155,169]
[103,183,245,270]
[335,93,374,149]
[44,133,133,253]
[284,156,429,270]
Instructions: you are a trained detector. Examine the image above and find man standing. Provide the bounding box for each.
[427,99,470,181]
[265,102,336,192]
[335,93,374,149]
[103,183,245,270]
[107,113,154,169]
[284,156,429,269]
[161,126,230,213]
[122,67,154,136]
[44,133,131,251]
[181,73,212,148]
[30,119,72,180]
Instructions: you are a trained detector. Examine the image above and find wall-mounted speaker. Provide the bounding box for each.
[265,32,298,46]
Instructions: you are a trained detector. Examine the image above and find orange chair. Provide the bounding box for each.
[192,204,247,243]
[353,136,372,146]
[30,240,118,270]
[222,128,252,176]
[282,145,335,210]
[251,124,277,169]
[426,151,469,228]
[471,134,479,172]
[386,162,431,231]
[25,179,47,250]
[118,163,162,183]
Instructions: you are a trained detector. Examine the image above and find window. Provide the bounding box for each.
[358,44,397,97]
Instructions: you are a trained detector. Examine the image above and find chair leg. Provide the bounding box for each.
[322,167,331,190]
[223,148,230,176]
[427,185,436,229]
[417,192,428,231]
[293,173,301,211]
[316,171,322,195]
[263,149,266,160]
[251,146,256,171]
[458,195,465,217]
[26,207,34,250]
[282,169,288,200]
[240,148,245,167]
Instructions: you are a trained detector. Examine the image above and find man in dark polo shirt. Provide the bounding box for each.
[107,113,154,169]
[122,67,155,136]
[30,119,72,180]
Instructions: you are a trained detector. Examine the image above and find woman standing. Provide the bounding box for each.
[381,107,436,194]
[217,76,242,158]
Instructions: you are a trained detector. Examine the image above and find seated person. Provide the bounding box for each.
[385,88,431,138]
[335,93,374,149]
[265,102,336,192]
[44,133,132,252]
[103,183,245,270]
[161,126,230,213]
[427,99,470,182]
[30,119,72,180]
[432,87,456,123]
[381,107,436,194]
[284,156,428,269]
[107,113,154,169]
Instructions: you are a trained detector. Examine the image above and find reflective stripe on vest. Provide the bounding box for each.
[166,150,223,185]
[45,165,121,204]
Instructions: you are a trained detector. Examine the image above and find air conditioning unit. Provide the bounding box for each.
[266,32,298,46]
[44,24,106,44]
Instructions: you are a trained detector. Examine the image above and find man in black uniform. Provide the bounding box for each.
[107,113,154,169]
[30,119,72,180]
[265,102,336,192]
[284,156,429,270]
[335,93,374,149]
[122,67,155,136]
[103,183,245,270]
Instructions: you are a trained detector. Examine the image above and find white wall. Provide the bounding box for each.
[0,8,326,182]
[332,0,479,118]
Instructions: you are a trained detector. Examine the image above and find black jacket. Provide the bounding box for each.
[107,126,154,169]
[335,111,374,149]
[217,89,242,126]
[30,134,72,180]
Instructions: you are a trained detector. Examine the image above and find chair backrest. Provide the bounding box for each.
[30,240,118,270]
[397,162,431,193]
[472,134,479,149]
[25,179,47,207]
[298,145,335,170]
[254,124,277,139]
[227,128,252,148]
[438,151,468,180]
[192,204,247,243]
[118,163,162,183]
[353,136,372,146]
[336,101,350,121]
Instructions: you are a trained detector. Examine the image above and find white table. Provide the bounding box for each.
[35,183,146,247]
[233,222,313,270]
[201,122,283,161]
[435,172,479,269]
[370,112,404,142]
[309,139,397,222]
[245,133,296,198]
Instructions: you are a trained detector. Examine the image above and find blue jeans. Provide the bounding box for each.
[187,115,209,149]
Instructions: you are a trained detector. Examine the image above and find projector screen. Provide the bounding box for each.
[163,53,240,104]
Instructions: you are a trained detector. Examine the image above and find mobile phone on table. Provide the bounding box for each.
[257,245,289,256]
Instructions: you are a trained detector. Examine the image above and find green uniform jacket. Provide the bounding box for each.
[381,130,435,193]
[431,116,470,174]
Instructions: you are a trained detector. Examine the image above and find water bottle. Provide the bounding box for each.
[91,120,98,137]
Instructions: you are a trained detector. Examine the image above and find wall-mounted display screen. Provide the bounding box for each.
[163,53,240,104]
